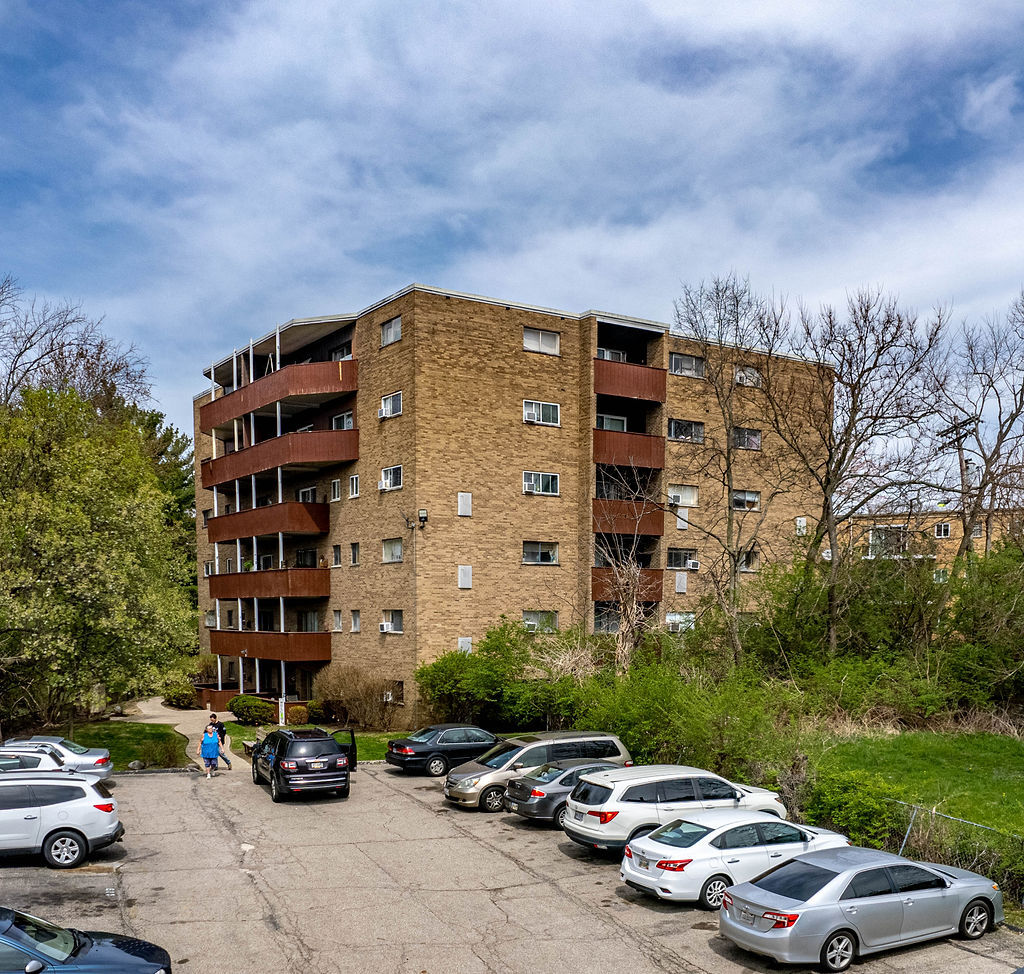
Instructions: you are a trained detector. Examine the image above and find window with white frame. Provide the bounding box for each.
[223,557,234,574]
[330,479,341,501]
[594,602,620,633]
[731,489,761,511]
[382,538,403,563]
[382,609,403,633]
[523,326,560,355]
[350,609,360,632]
[332,411,353,430]
[667,548,698,569]
[380,465,402,490]
[935,522,951,538]
[869,525,908,558]
[333,609,343,631]
[523,541,559,564]
[332,544,342,567]
[349,474,359,498]
[934,568,949,584]
[204,561,214,577]
[458,492,472,516]
[666,611,696,632]
[522,471,559,495]
[739,548,760,572]
[795,516,807,536]
[668,419,704,443]
[297,486,316,503]
[668,484,699,507]
[596,413,627,432]
[735,365,763,387]
[331,341,352,361]
[596,347,627,362]
[523,400,560,425]
[380,315,402,346]
[347,542,360,566]
[204,609,216,628]
[523,610,559,632]
[972,522,983,538]
[669,352,705,378]
[732,427,762,450]
[380,391,402,418]
[458,565,472,589]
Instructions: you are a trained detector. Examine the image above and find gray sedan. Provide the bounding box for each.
[504,759,617,828]
[720,845,1004,972]
[4,736,113,780]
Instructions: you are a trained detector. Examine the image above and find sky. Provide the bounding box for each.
[2,0,1024,434]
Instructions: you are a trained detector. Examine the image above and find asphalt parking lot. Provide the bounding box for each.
[6,764,1023,974]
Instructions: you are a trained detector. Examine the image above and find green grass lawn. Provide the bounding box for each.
[69,721,191,770]
[223,722,394,761]
[819,731,1024,835]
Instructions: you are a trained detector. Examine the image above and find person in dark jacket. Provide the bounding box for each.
[209,713,232,770]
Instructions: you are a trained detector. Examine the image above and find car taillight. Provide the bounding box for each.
[530,789,546,798]
[279,760,297,770]
[586,810,618,824]
[94,756,110,766]
[624,845,633,859]
[721,892,733,909]
[763,911,799,929]
[337,756,348,767]
[93,803,115,813]
[624,760,634,767]
[395,746,415,754]
[656,859,692,872]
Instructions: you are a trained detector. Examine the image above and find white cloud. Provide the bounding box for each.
[961,73,1020,135]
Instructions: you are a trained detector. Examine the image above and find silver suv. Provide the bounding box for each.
[0,771,124,868]
[444,732,632,812]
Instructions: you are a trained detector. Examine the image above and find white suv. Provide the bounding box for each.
[563,765,788,852]
[0,772,124,868]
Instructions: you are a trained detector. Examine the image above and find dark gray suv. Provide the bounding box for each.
[251,728,356,802]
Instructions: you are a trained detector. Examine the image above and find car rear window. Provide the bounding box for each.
[93,781,113,799]
[407,728,437,743]
[571,780,613,806]
[286,739,341,757]
[753,860,839,901]
[648,819,711,848]
[581,739,620,759]
[30,785,86,806]
[57,739,89,755]
[526,765,564,784]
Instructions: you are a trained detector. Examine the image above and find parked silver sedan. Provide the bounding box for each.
[720,846,1003,972]
[4,736,113,780]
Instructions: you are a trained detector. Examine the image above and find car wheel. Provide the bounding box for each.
[959,899,991,940]
[480,786,505,813]
[818,930,856,973]
[698,874,731,910]
[337,784,350,799]
[426,756,448,778]
[270,774,285,803]
[553,804,568,829]
[626,826,655,844]
[43,830,86,869]
[251,761,261,784]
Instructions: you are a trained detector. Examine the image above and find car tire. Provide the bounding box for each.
[959,899,991,940]
[698,874,731,910]
[626,825,656,844]
[480,786,505,813]
[251,761,261,784]
[43,830,87,869]
[818,930,856,972]
[425,755,448,778]
[553,804,568,829]
[337,783,350,799]
[270,774,285,803]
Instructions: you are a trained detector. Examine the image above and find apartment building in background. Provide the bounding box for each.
[193,285,824,716]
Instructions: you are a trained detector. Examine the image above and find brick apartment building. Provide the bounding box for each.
[193,285,822,715]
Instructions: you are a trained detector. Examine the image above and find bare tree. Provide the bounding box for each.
[0,274,149,409]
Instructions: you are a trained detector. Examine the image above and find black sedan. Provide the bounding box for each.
[386,724,499,777]
[0,907,171,972]
[504,759,618,828]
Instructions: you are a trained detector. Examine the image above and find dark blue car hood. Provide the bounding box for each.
[74,930,171,970]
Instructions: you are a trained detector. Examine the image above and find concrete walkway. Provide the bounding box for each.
[115,698,240,771]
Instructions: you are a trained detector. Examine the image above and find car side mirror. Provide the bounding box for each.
[26,961,45,974]
[733,790,743,801]
[512,762,524,770]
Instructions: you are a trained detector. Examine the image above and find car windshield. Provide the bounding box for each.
[57,739,90,755]
[5,911,75,962]
[407,728,438,743]
[649,819,713,848]
[753,860,839,901]
[286,740,341,757]
[525,764,564,783]
[477,741,522,769]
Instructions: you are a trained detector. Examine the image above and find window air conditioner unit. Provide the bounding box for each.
[667,623,683,633]
[523,622,538,632]
[379,622,392,633]
[524,485,536,494]
[524,412,538,423]
[378,407,387,419]
[687,560,700,571]
[378,480,387,490]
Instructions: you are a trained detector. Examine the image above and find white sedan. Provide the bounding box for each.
[620,809,850,909]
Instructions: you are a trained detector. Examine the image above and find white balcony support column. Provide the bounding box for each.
[255,658,261,694]
[233,417,239,452]
[252,535,258,570]
[275,324,281,371]
[278,531,284,568]
[235,478,241,514]
[215,598,221,629]
[216,654,223,691]
[280,660,285,697]
[237,597,243,631]
[249,339,254,385]
[279,596,285,632]
[251,474,256,509]
[212,486,219,516]
[210,362,216,401]
[238,656,244,693]
[232,348,237,391]
[213,542,219,574]
[235,537,242,575]
[253,597,259,633]
[277,466,283,503]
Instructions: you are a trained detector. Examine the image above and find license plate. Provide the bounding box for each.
[740,909,755,925]
[637,856,649,869]
[507,801,518,811]
[309,761,325,770]
[573,810,584,821]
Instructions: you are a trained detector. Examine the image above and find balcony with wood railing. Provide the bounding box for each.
[200,429,358,488]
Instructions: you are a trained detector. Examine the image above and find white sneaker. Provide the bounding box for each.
[206,772,211,779]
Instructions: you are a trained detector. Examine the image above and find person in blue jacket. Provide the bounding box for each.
[196,724,221,779]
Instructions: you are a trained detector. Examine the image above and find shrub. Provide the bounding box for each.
[161,676,197,709]
[228,694,276,725]
[138,737,186,768]
[288,705,308,725]
[804,769,905,848]
[306,700,325,722]
[313,664,401,730]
